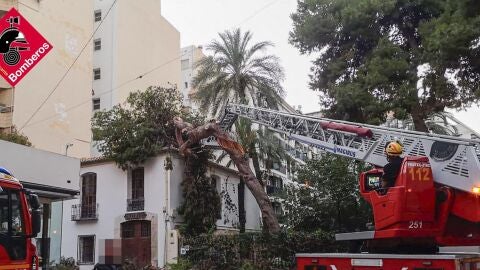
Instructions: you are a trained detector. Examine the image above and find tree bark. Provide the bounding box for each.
[410,104,429,132]
[174,117,281,233]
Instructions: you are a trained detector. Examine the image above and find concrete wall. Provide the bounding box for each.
[0,140,79,189]
[0,0,95,158]
[115,0,180,104]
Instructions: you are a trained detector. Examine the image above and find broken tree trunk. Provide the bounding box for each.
[173,117,281,233]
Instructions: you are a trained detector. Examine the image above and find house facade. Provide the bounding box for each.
[61,150,261,269]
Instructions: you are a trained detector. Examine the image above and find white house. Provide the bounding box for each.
[61,149,261,269]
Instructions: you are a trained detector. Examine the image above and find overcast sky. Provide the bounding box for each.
[162,0,480,133]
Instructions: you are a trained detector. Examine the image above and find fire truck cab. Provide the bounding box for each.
[0,168,41,269]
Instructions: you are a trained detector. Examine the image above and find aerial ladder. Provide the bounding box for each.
[219,104,480,269]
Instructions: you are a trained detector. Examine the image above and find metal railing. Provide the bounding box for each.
[266,185,283,195]
[127,198,145,212]
[71,204,98,221]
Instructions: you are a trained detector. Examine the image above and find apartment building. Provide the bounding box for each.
[0,0,181,158]
[0,0,93,158]
[61,150,261,269]
[180,45,205,111]
[90,0,181,156]
[91,0,180,112]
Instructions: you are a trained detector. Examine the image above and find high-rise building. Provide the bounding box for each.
[0,0,94,158]
[92,0,180,112]
[0,0,181,158]
[180,45,205,111]
[90,0,181,156]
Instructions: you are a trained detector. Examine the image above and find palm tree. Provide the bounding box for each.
[193,29,286,232]
[192,28,285,117]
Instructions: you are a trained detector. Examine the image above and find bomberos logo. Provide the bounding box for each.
[0,8,52,86]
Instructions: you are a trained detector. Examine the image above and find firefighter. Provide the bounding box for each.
[381,141,404,189]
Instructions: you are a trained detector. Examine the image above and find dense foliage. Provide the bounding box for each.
[291,0,480,131]
[175,232,342,270]
[92,86,185,170]
[0,128,32,146]
[282,154,372,233]
[178,150,221,236]
[193,28,285,117]
[49,257,78,270]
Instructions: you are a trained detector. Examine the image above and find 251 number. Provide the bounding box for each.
[408,221,423,229]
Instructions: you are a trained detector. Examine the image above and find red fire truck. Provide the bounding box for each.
[0,167,42,269]
[219,104,480,270]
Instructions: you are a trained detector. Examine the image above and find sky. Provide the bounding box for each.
[161,0,480,133]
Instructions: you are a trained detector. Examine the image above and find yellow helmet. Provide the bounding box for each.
[385,141,403,156]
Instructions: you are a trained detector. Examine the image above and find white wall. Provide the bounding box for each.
[61,161,128,270]
[0,140,79,189]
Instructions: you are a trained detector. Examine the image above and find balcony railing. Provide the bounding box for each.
[266,185,283,195]
[71,204,98,221]
[127,198,145,212]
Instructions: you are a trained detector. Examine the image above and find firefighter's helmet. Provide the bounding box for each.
[385,141,403,156]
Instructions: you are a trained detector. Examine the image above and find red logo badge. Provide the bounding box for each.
[0,8,52,86]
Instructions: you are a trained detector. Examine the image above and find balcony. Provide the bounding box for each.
[267,161,287,175]
[0,107,13,129]
[71,204,98,221]
[266,185,283,195]
[127,198,145,212]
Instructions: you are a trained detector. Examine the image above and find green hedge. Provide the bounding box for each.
[178,231,347,270]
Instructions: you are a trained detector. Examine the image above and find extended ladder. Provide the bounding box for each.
[219,104,480,193]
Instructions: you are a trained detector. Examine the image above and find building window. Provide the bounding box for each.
[131,167,144,200]
[94,10,101,22]
[93,68,101,80]
[181,59,189,70]
[184,82,188,89]
[140,221,150,237]
[78,235,95,264]
[92,98,100,111]
[81,173,97,219]
[121,222,135,238]
[94,39,101,51]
